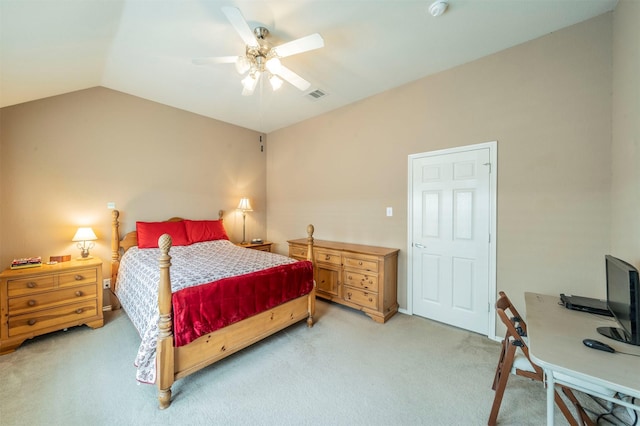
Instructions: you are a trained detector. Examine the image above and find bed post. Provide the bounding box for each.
[110,210,123,309]
[111,210,120,288]
[306,224,315,327]
[157,234,175,409]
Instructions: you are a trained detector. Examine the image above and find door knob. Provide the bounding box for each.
[414,243,425,249]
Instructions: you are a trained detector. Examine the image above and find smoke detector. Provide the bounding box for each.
[428,1,448,17]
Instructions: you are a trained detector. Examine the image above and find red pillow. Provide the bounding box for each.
[184,220,229,244]
[136,221,190,248]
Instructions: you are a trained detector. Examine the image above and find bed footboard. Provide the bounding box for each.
[154,225,316,409]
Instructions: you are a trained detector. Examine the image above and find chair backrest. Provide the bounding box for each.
[495,291,542,376]
[496,290,527,337]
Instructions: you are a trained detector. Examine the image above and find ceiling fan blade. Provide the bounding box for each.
[221,6,258,48]
[192,56,239,65]
[276,65,311,91]
[273,33,324,58]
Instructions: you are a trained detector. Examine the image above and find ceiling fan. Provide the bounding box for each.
[193,7,324,96]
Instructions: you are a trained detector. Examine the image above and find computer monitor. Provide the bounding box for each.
[597,255,640,346]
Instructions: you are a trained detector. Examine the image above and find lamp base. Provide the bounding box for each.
[76,256,94,261]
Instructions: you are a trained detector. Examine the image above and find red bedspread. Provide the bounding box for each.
[172,260,314,347]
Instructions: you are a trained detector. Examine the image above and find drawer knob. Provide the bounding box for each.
[28,300,36,307]
[347,292,352,299]
[325,255,330,261]
[358,261,363,265]
[74,275,84,281]
[75,308,84,314]
[28,319,36,326]
[75,291,83,297]
[27,282,36,288]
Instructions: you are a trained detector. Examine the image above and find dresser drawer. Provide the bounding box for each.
[315,248,342,266]
[8,284,97,316]
[59,268,97,288]
[343,271,379,292]
[344,256,378,272]
[7,276,55,297]
[8,300,98,337]
[289,244,308,259]
[343,287,378,310]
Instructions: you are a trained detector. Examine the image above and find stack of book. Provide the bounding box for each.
[11,257,42,269]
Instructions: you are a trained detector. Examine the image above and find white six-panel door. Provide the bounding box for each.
[409,144,494,335]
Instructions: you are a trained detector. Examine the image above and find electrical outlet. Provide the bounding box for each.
[103,278,111,289]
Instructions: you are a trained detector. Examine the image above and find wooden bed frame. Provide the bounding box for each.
[110,210,316,409]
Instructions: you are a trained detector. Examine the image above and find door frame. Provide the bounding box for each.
[407,141,498,339]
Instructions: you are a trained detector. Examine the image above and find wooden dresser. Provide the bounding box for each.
[288,239,399,323]
[0,258,104,354]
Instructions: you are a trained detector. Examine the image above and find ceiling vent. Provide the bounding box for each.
[306,89,327,101]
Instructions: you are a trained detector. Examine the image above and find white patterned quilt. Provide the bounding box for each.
[115,239,297,384]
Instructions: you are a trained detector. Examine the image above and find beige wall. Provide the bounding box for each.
[611,0,640,267]
[0,87,265,283]
[267,14,613,317]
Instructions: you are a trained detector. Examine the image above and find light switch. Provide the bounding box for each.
[107,202,116,209]
[386,207,393,217]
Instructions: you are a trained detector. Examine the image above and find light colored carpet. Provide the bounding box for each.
[0,300,624,425]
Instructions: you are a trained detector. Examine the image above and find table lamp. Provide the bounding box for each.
[72,227,97,259]
[237,197,253,245]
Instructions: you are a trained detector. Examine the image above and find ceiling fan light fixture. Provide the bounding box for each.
[235,56,250,74]
[265,57,282,74]
[241,73,259,93]
[269,74,283,91]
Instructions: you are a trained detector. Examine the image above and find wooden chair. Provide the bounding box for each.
[488,291,593,426]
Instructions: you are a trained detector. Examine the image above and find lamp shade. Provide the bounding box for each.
[237,197,253,212]
[72,227,97,242]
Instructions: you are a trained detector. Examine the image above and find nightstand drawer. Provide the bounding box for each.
[59,268,97,288]
[8,284,97,316]
[343,271,378,292]
[7,276,55,297]
[8,300,98,337]
[344,256,378,272]
[343,287,378,310]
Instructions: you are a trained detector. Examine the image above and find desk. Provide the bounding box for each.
[525,292,640,425]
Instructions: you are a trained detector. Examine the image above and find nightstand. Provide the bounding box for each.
[0,257,104,354]
[235,241,273,252]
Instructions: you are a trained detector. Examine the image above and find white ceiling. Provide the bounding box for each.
[0,0,617,133]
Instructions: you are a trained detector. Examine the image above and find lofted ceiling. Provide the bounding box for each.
[0,0,617,133]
